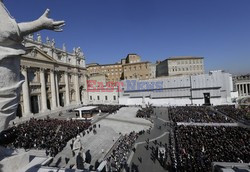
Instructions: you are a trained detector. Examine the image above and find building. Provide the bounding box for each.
[87,74,119,104]
[18,34,88,117]
[87,53,153,81]
[119,70,233,106]
[125,54,141,63]
[123,61,152,80]
[156,56,204,77]
[149,63,157,79]
[87,63,123,82]
[234,74,250,97]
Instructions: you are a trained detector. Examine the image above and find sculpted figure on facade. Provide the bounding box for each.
[27,33,34,40]
[37,33,42,43]
[76,47,84,58]
[0,1,65,131]
[63,43,66,52]
[46,36,50,45]
[51,38,55,48]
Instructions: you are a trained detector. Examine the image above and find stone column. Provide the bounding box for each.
[239,84,242,97]
[50,69,57,109]
[237,84,239,97]
[246,84,249,96]
[242,84,246,96]
[64,72,70,105]
[55,72,61,107]
[74,73,81,104]
[40,68,48,112]
[21,66,31,115]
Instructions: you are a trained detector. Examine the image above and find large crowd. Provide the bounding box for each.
[136,104,153,118]
[174,125,250,172]
[0,117,91,157]
[92,104,123,114]
[2,104,250,171]
[215,105,250,123]
[169,106,234,123]
[105,131,139,172]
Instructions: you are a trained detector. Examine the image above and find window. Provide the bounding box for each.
[90,96,92,100]
[105,96,108,100]
[97,96,100,100]
[113,96,116,100]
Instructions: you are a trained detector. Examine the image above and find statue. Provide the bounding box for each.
[51,38,55,48]
[76,47,84,57]
[73,47,76,55]
[37,33,42,43]
[62,43,66,52]
[0,1,65,132]
[46,36,50,45]
[27,34,34,40]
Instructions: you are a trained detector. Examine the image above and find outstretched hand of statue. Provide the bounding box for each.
[18,9,65,37]
[38,9,65,32]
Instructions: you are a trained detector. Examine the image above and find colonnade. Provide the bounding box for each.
[21,66,84,116]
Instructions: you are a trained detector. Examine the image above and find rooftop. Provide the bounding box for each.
[168,56,204,60]
[74,106,98,111]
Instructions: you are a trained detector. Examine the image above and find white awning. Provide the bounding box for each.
[74,106,98,111]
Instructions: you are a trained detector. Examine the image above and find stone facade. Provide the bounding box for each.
[18,34,87,117]
[125,54,141,63]
[123,61,152,80]
[87,53,153,81]
[156,56,204,77]
[234,74,250,97]
[87,63,123,82]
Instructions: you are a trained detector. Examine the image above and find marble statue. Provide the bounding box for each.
[46,36,50,45]
[73,47,76,55]
[0,1,65,132]
[76,47,84,57]
[62,43,66,52]
[51,38,55,48]
[27,34,34,40]
[37,33,42,42]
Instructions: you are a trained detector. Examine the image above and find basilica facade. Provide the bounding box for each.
[18,34,88,117]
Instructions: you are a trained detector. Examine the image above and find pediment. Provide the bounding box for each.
[24,47,57,63]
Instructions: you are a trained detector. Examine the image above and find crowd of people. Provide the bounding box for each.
[0,117,91,157]
[136,104,153,118]
[215,105,250,123]
[93,104,123,114]
[169,106,234,123]
[174,125,250,171]
[105,131,139,172]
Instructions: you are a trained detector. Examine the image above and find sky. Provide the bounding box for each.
[4,0,250,75]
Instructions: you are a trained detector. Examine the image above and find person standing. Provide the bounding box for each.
[76,152,84,170]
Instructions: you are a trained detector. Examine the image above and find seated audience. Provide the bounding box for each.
[0,117,91,157]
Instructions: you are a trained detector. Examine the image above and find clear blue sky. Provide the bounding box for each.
[5,0,250,74]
